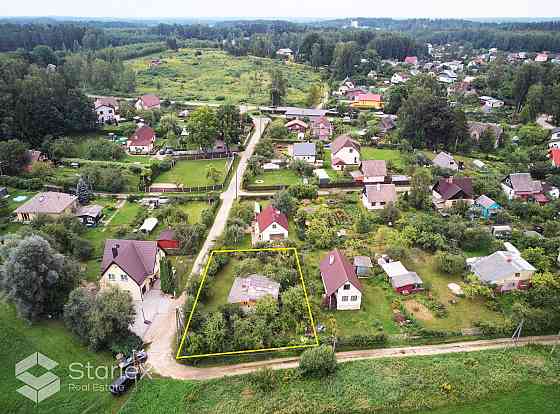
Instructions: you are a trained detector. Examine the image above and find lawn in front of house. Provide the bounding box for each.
[0,300,125,414]
[153,159,228,187]
[402,252,504,331]
[250,169,302,186]
[361,147,407,170]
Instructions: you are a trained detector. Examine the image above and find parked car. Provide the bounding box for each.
[118,350,148,369]
[110,365,140,396]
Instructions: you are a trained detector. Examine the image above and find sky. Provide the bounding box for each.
[1,0,557,20]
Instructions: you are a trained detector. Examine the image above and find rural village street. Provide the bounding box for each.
[143,117,270,377]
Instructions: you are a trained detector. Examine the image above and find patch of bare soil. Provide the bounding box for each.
[404,300,434,321]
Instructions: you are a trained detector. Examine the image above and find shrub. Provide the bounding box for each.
[299,345,337,377]
[250,367,277,392]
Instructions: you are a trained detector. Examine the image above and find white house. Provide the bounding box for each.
[99,239,165,301]
[252,205,289,245]
[391,73,410,84]
[290,142,316,163]
[362,184,397,210]
[94,103,116,124]
[330,135,360,170]
[548,128,560,149]
[320,249,362,310]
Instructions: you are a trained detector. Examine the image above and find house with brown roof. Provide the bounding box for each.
[361,183,397,210]
[320,249,362,310]
[330,135,360,170]
[432,177,474,209]
[360,160,387,184]
[14,192,78,222]
[285,119,308,135]
[227,274,280,312]
[135,94,161,111]
[501,173,549,204]
[127,126,156,154]
[310,116,333,141]
[100,239,165,301]
[252,204,289,245]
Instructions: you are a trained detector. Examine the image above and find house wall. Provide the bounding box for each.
[96,105,115,123]
[294,155,316,163]
[395,284,424,295]
[361,193,390,210]
[363,175,385,184]
[100,264,144,301]
[332,147,360,168]
[335,283,361,310]
[16,204,77,223]
[501,183,516,200]
[127,143,153,154]
[256,222,289,243]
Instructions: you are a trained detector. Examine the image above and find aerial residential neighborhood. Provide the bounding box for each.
[1,4,560,414]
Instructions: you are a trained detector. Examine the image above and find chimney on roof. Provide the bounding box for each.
[329,255,334,265]
[112,244,119,258]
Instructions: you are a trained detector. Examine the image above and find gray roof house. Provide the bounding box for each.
[353,256,373,276]
[227,274,280,310]
[432,151,459,171]
[291,142,316,163]
[469,251,536,292]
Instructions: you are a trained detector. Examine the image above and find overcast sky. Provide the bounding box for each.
[1,0,557,19]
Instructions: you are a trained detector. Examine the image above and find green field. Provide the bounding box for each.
[118,345,560,414]
[0,300,124,414]
[127,48,321,105]
[250,169,302,186]
[361,147,407,170]
[153,159,228,187]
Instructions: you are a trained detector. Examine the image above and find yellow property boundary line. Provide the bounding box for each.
[176,247,319,359]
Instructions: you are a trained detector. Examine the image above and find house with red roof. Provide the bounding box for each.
[549,148,560,168]
[320,249,362,310]
[330,135,361,170]
[135,94,161,111]
[285,119,308,135]
[501,173,549,204]
[100,239,166,300]
[310,116,333,141]
[432,177,474,209]
[252,204,289,245]
[350,93,384,110]
[127,126,156,154]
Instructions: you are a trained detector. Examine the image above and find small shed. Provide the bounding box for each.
[390,272,424,295]
[157,228,180,250]
[74,204,103,226]
[491,225,512,239]
[353,256,373,277]
[313,169,330,185]
[139,217,159,234]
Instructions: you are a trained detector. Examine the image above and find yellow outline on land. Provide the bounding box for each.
[175,247,320,359]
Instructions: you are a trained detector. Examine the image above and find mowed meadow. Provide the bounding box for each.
[126,48,322,105]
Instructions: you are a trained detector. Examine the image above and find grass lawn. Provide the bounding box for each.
[402,253,503,332]
[201,259,237,312]
[119,345,560,414]
[361,147,407,170]
[0,300,125,414]
[153,159,228,187]
[126,48,321,105]
[250,169,302,186]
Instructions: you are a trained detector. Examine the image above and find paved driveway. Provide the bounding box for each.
[131,279,174,339]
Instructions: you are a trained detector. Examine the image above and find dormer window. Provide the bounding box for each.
[343,283,351,290]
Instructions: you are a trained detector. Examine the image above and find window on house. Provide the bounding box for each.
[380,202,386,206]
[351,295,358,301]
[121,274,128,282]
[515,273,521,278]
[343,284,351,290]
[272,223,276,229]
[341,296,348,301]
[108,274,115,281]
[349,148,353,153]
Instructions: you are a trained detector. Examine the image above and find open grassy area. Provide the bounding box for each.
[0,300,125,414]
[153,159,228,187]
[361,147,407,170]
[126,48,321,105]
[250,169,302,186]
[402,253,504,332]
[119,345,560,414]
